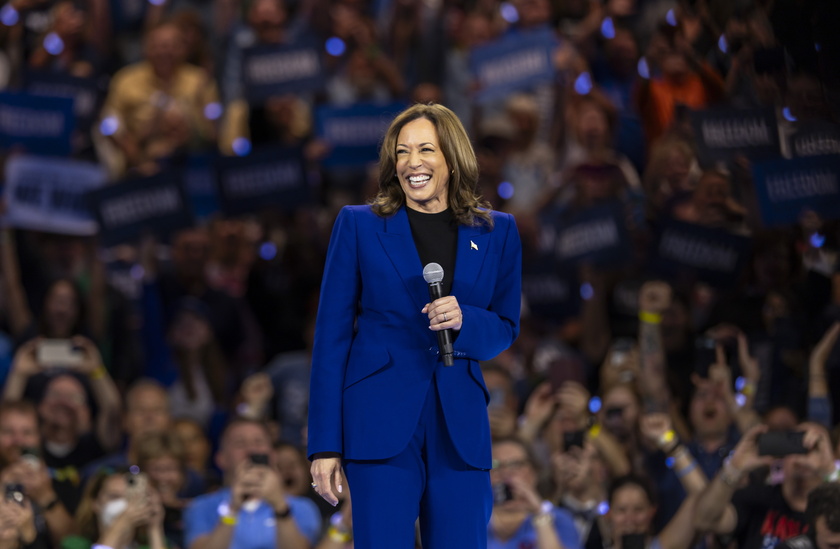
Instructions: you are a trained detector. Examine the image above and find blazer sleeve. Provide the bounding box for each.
[307,206,361,459]
[453,213,522,361]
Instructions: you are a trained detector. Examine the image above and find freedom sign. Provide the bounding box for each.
[3,155,106,235]
[0,92,75,156]
[315,102,406,167]
[470,28,557,104]
[551,202,631,267]
[751,155,840,226]
[87,172,194,246]
[242,42,325,102]
[215,146,310,215]
[689,107,780,166]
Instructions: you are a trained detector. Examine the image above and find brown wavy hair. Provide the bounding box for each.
[370,103,493,228]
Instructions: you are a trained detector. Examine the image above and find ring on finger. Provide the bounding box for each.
[443,312,447,322]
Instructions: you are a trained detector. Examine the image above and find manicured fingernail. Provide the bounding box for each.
[338,485,343,493]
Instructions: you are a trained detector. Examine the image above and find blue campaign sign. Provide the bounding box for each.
[3,155,106,235]
[551,202,631,267]
[751,155,840,226]
[652,220,752,287]
[23,71,107,132]
[469,28,557,104]
[688,107,780,167]
[789,121,840,158]
[215,146,310,215]
[87,172,194,247]
[242,42,325,102]
[315,102,406,167]
[167,154,222,221]
[0,92,75,156]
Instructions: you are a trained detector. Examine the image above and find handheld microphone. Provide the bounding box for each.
[423,262,455,367]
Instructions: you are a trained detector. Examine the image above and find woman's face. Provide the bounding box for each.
[145,455,184,499]
[395,117,451,214]
[93,475,128,516]
[174,421,210,469]
[168,311,212,351]
[609,484,655,538]
[576,104,609,151]
[44,281,79,337]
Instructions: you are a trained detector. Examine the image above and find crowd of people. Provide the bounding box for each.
[1,0,840,546]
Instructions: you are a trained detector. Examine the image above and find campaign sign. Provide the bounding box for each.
[652,220,751,287]
[751,155,840,226]
[3,155,106,235]
[689,107,780,166]
[215,147,310,215]
[789,121,840,158]
[242,42,325,103]
[470,28,557,104]
[23,71,106,132]
[522,256,581,325]
[167,154,221,221]
[0,92,74,156]
[315,102,406,167]
[552,202,630,267]
[87,173,194,247]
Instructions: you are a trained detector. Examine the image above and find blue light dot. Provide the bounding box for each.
[99,116,119,136]
[735,376,746,392]
[665,9,677,27]
[580,282,594,300]
[232,137,251,156]
[325,37,346,57]
[259,242,277,261]
[597,502,610,515]
[0,4,19,25]
[500,2,519,23]
[574,71,593,95]
[810,233,826,248]
[637,57,650,79]
[782,107,797,122]
[497,181,514,200]
[148,0,165,5]
[44,32,64,55]
[130,265,145,280]
[815,43,821,52]
[665,457,676,468]
[204,102,223,120]
[129,465,140,474]
[718,35,728,53]
[589,396,602,414]
[735,394,747,408]
[600,17,615,39]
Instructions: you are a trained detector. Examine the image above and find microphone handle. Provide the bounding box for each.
[428,282,455,367]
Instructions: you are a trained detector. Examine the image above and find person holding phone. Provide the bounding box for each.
[488,438,579,549]
[693,423,837,549]
[184,418,320,549]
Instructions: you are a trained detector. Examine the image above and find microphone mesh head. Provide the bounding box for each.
[423,262,444,284]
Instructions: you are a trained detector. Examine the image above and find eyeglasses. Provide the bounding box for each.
[491,459,529,472]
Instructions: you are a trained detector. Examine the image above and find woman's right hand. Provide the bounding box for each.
[310,456,343,507]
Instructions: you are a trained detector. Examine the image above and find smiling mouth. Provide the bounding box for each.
[408,175,430,188]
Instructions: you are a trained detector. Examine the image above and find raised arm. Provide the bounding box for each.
[808,322,839,428]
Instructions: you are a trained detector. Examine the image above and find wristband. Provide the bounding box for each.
[639,310,662,324]
[274,506,292,519]
[89,366,107,380]
[327,526,352,543]
[740,382,756,397]
[42,498,60,511]
[676,460,698,479]
[92,545,115,549]
[220,514,237,526]
[658,430,677,452]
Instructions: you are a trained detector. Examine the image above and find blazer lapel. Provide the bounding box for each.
[452,223,490,301]
[377,207,429,311]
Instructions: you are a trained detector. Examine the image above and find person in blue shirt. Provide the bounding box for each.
[185,418,320,549]
[488,437,581,549]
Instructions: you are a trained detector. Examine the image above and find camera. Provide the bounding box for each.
[492,482,513,506]
[4,484,25,506]
[249,453,269,466]
[756,431,808,457]
[563,430,585,451]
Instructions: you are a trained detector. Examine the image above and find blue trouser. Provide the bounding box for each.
[343,374,492,549]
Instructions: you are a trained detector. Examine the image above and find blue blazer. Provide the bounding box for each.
[307,205,522,469]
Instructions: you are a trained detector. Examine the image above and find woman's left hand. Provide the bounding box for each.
[422,296,463,331]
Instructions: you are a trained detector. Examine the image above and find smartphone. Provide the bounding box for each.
[249,453,269,466]
[21,447,40,469]
[36,339,83,368]
[757,431,808,457]
[563,430,585,451]
[693,336,717,378]
[4,484,24,506]
[492,482,513,506]
[622,534,647,549]
[125,472,148,500]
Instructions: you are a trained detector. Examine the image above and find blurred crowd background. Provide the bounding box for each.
[1,0,840,546]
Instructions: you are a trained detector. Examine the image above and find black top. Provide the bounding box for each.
[406,207,458,298]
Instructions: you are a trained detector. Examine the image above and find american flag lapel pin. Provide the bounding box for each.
[470,240,478,251]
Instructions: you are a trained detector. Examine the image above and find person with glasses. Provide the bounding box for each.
[489,437,580,549]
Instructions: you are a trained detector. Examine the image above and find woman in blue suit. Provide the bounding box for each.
[308,103,522,549]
